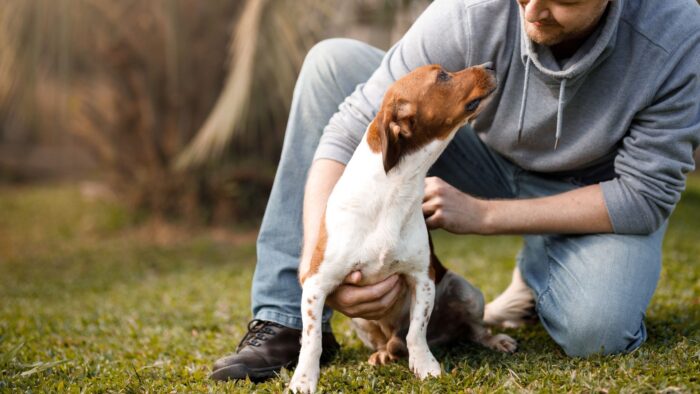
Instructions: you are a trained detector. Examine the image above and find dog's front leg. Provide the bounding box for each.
[405,272,441,379]
[288,275,329,394]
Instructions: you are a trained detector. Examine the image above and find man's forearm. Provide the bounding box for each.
[298,159,346,276]
[482,184,613,235]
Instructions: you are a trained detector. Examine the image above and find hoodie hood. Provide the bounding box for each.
[517,0,624,148]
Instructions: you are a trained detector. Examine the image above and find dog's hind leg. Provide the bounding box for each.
[405,272,441,379]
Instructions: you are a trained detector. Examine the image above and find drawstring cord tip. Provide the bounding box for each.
[554,137,560,150]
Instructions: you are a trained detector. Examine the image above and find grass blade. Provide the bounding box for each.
[0,342,24,368]
[19,359,69,377]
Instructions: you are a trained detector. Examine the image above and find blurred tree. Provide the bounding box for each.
[0,0,430,224]
[176,0,430,169]
[0,0,245,221]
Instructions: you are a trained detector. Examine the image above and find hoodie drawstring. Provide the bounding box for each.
[516,58,531,143]
[516,57,567,150]
[555,78,567,150]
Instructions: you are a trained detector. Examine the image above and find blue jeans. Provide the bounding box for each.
[250,39,665,357]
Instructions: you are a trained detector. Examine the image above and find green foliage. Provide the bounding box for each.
[1,179,699,392]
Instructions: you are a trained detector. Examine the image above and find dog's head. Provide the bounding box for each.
[367,64,496,173]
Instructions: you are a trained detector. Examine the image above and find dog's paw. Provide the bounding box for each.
[288,369,318,394]
[368,350,397,366]
[488,333,518,353]
[409,353,442,380]
[287,379,315,394]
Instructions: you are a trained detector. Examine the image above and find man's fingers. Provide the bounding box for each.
[343,279,404,319]
[422,200,438,218]
[423,176,447,201]
[425,209,443,229]
[343,274,399,305]
[425,216,437,229]
[423,178,438,201]
[329,274,401,314]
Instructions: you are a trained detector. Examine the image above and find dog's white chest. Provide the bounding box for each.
[350,215,429,285]
[322,142,431,284]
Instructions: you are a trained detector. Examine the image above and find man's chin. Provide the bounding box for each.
[525,25,564,46]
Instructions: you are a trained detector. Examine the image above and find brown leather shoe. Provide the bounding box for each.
[210,320,340,382]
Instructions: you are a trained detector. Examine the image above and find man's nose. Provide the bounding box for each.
[522,0,550,23]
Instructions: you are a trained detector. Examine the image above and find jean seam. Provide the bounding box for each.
[534,236,555,313]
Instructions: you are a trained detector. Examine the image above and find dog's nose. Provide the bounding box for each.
[479,61,495,71]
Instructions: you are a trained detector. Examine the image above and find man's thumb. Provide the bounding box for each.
[344,270,362,284]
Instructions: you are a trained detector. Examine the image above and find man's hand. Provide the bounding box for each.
[423,176,489,234]
[326,272,404,320]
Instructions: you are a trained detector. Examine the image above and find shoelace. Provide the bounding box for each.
[236,320,284,351]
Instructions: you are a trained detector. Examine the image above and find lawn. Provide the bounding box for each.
[1,178,699,393]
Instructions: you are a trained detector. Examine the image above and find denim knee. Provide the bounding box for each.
[301,38,380,85]
[541,297,647,357]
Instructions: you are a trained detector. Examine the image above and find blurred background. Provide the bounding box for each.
[1,0,699,228]
[0,0,432,228]
[1,2,698,391]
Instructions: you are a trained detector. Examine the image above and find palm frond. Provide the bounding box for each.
[176,0,430,169]
[174,0,268,169]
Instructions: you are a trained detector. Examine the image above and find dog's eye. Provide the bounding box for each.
[437,70,450,82]
[466,98,482,112]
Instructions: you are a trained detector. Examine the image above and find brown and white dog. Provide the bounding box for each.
[290,64,513,393]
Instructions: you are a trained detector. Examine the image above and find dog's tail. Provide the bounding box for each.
[483,267,537,329]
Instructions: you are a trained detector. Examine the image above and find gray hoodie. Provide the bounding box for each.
[314,0,700,235]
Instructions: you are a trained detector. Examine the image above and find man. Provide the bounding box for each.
[210,0,700,382]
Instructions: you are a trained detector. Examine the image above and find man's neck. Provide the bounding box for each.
[549,3,610,62]
[550,37,588,61]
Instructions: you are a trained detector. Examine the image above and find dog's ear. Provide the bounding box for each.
[380,101,416,173]
[381,118,402,174]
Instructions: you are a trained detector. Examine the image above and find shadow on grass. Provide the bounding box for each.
[411,300,700,370]
[645,302,700,350]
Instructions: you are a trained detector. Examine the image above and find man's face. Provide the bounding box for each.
[519,0,610,46]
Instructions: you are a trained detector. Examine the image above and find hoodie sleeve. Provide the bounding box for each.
[313,0,471,164]
[600,37,700,235]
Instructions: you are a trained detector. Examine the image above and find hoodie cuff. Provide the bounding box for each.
[600,178,657,235]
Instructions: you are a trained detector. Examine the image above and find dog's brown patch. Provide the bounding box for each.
[427,231,447,284]
[300,210,327,284]
[366,117,382,153]
[307,308,316,320]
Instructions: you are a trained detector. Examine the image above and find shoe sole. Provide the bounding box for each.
[210,361,294,383]
[209,343,340,383]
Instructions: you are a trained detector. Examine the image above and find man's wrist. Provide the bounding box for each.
[478,198,497,235]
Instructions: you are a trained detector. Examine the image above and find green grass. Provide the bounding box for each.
[1,179,699,393]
